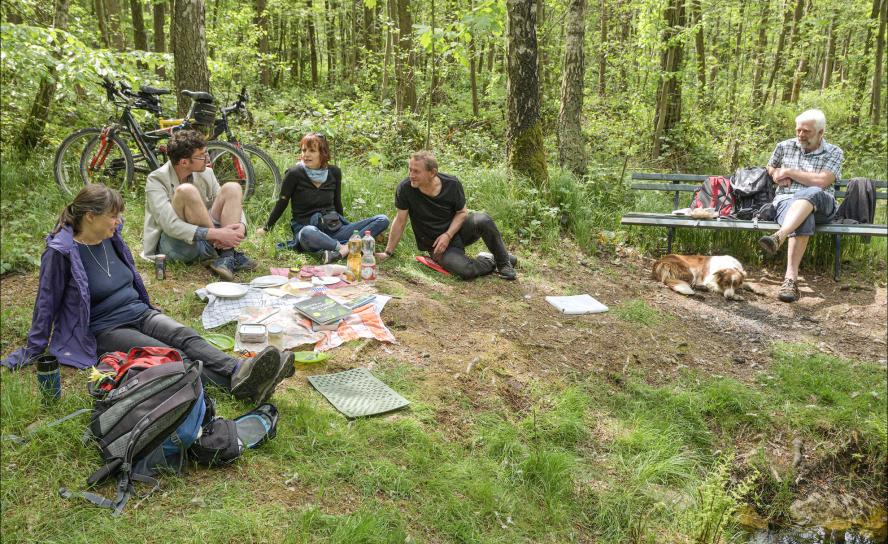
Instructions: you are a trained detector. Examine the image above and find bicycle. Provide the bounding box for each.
[54,76,255,197]
[211,87,282,203]
[142,85,282,203]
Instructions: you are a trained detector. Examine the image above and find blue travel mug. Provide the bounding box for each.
[36,355,62,401]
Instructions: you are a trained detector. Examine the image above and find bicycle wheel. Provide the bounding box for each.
[206,140,255,197]
[241,143,282,202]
[54,128,134,196]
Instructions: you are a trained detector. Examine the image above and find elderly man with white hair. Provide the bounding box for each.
[758,108,844,302]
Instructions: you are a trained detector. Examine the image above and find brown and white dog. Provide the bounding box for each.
[651,254,747,301]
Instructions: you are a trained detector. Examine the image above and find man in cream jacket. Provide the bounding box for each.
[142,130,255,279]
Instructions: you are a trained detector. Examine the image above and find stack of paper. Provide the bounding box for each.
[545,294,609,315]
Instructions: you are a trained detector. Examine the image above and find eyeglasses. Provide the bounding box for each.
[190,153,211,162]
[309,132,326,141]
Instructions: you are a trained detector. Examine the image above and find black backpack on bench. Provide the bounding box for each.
[730,167,775,220]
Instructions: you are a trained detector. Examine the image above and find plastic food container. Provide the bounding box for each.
[238,323,267,343]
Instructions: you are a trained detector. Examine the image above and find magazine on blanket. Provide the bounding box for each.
[293,294,353,325]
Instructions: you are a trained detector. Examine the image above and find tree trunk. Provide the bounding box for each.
[469,31,479,116]
[763,1,792,105]
[254,0,271,85]
[871,0,887,125]
[690,0,705,105]
[838,29,852,87]
[308,0,319,85]
[395,0,417,113]
[154,1,166,77]
[15,0,71,151]
[821,13,837,90]
[380,0,393,100]
[130,0,148,50]
[172,0,211,116]
[559,0,586,176]
[535,0,545,104]
[651,0,685,161]
[105,0,126,49]
[789,55,807,103]
[506,0,547,186]
[750,0,770,106]
[326,0,336,82]
[95,0,111,48]
[597,0,607,96]
[779,0,806,102]
[852,0,881,121]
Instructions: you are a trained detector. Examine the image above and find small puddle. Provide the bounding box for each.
[739,504,887,544]
[745,527,886,544]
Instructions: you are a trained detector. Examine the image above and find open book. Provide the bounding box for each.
[293,294,353,325]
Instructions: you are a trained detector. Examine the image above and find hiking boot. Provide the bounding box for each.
[233,251,258,272]
[231,347,281,403]
[496,263,517,281]
[316,249,343,264]
[208,256,235,281]
[255,350,296,404]
[778,278,800,303]
[477,252,518,268]
[477,252,518,280]
[758,233,784,257]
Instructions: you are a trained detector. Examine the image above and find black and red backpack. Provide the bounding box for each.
[690,176,735,217]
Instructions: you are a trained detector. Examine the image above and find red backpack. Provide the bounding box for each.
[90,346,186,394]
[691,176,735,217]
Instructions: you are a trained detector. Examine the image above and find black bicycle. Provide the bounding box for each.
[53,76,254,197]
[211,87,282,202]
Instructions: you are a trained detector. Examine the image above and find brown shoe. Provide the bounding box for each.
[758,233,784,257]
[778,278,800,303]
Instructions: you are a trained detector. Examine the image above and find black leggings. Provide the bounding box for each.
[434,212,510,280]
[95,309,238,390]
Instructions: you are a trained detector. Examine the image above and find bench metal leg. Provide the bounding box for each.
[833,234,841,281]
[667,227,674,254]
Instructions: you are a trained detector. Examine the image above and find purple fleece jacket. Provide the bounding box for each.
[1,223,152,369]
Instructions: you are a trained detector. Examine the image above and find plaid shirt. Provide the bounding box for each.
[767,138,843,196]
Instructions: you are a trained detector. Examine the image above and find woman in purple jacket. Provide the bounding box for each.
[2,184,292,405]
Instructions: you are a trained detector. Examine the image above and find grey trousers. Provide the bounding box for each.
[434,212,510,280]
[95,309,238,389]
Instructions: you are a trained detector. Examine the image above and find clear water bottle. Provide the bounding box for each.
[347,230,362,281]
[361,230,375,254]
[361,230,377,281]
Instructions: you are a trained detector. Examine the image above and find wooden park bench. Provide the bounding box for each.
[620,173,888,280]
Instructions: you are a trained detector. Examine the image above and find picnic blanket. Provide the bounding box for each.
[195,287,293,329]
[297,295,395,351]
[234,307,323,352]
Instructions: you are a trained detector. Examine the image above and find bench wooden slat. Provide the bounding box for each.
[620,212,888,236]
[632,172,887,190]
[630,183,698,192]
[631,173,709,182]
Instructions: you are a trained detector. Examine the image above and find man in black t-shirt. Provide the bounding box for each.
[378,151,517,280]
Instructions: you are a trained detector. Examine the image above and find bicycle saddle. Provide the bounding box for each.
[181,90,215,103]
[139,86,171,95]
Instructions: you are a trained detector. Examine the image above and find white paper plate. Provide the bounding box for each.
[315,276,341,285]
[250,275,288,288]
[206,282,249,299]
[289,281,312,289]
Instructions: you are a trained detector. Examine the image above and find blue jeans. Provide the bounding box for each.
[158,233,218,264]
[774,187,837,237]
[281,213,390,252]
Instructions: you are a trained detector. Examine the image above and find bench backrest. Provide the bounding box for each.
[630,173,888,200]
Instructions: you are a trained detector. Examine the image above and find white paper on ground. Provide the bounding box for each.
[545,294,609,315]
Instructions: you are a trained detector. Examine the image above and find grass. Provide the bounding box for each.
[1,153,886,541]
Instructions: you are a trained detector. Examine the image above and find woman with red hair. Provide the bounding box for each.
[257,133,389,263]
